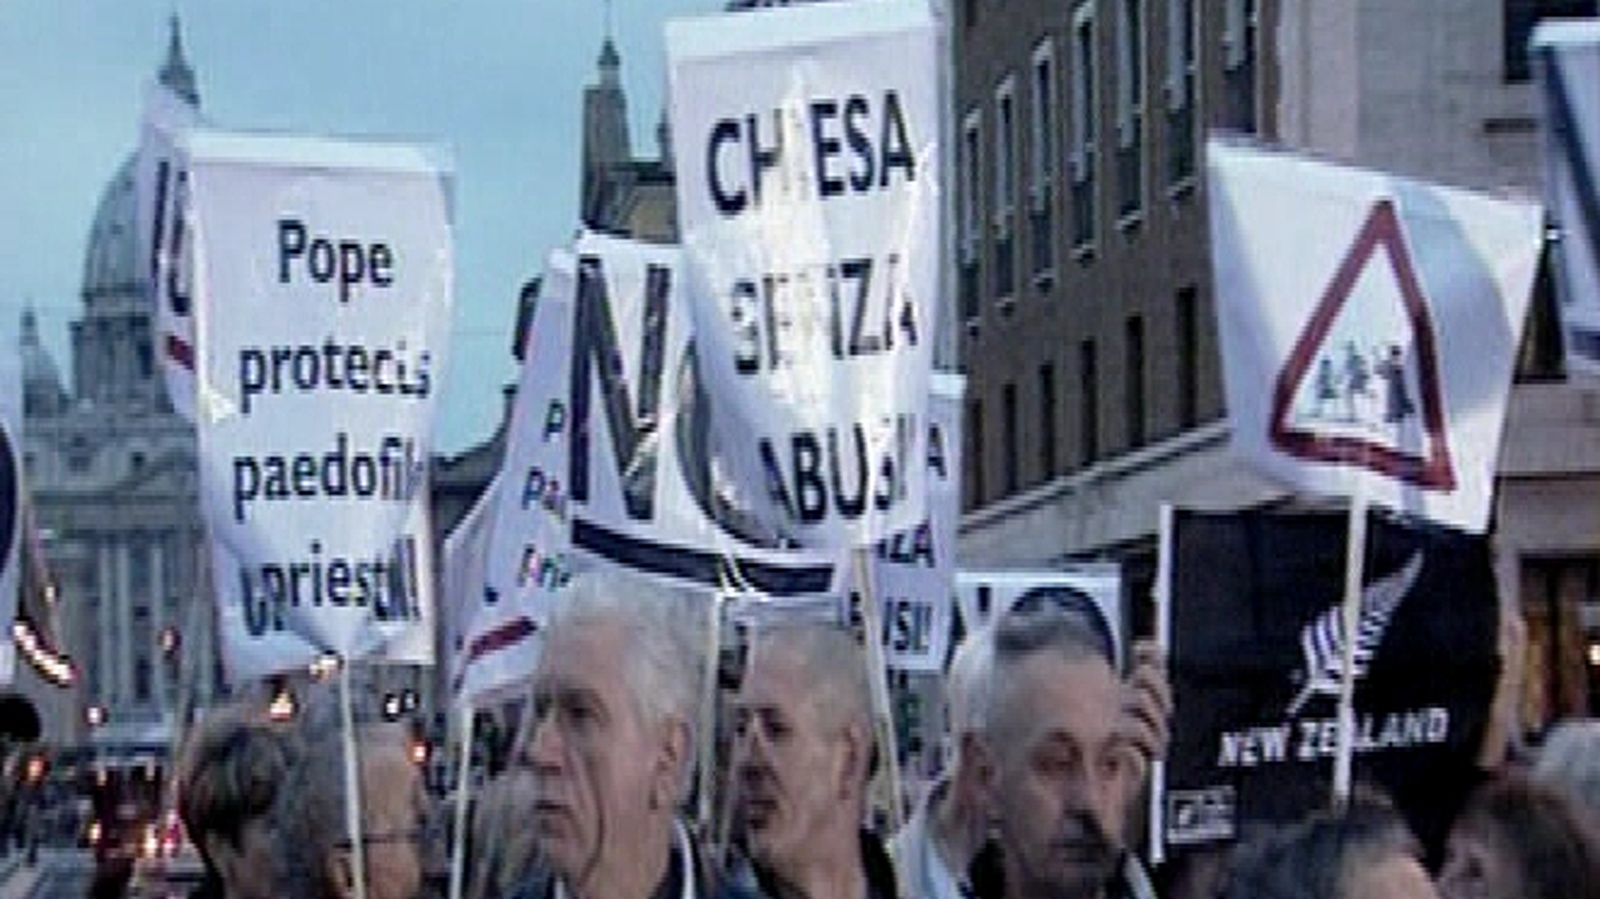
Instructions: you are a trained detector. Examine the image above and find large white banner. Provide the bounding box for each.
[954,567,1123,669]
[860,372,962,672]
[1534,21,1600,378]
[454,251,579,703]
[188,130,452,678]
[1209,139,1542,533]
[135,80,203,422]
[0,354,21,684]
[565,231,837,596]
[667,0,942,548]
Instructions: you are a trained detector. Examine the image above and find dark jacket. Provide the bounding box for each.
[736,830,900,899]
[967,840,1157,899]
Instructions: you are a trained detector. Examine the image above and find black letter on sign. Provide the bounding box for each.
[568,256,668,521]
[708,119,746,216]
[880,90,916,187]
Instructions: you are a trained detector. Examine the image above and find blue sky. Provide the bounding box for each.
[0,0,714,452]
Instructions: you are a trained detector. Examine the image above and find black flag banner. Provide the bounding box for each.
[1164,508,1498,856]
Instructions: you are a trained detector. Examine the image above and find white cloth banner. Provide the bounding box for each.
[667,0,942,548]
[188,129,452,678]
[0,354,21,684]
[953,566,1123,670]
[861,372,963,672]
[1208,139,1542,533]
[1534,21,1600,378]
[135,80,203,422]
[565,230,837,597]
[441,474,499,701]
[456,250,581,703]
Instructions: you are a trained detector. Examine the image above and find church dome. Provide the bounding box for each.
[80,153,141,304]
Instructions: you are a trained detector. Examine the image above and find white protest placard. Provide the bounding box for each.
[954,567,1123,669]
[667,0,942,548]
[0,354,21,684]
[862,372,962,672]
[455,250,580,703]
[565,230,838,596]
[135,79,203,422]
[188,129,451,677]
[1533,21,1600,379]
[441,475,498,699]
[1209,139,1542,534]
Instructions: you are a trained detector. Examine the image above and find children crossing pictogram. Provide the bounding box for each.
[1267,200,1457,492]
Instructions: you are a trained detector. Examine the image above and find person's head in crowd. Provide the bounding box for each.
[175,702,294,899]
[973,605,1141,899]
[268,689,430,899]
[1224,801,1436,899]
[941,620,997,825]
[1435,773,1600,899]
[466,765,541,899]
[734,619,878,896]
[1531,718,1600,824]
[517,569,706,899]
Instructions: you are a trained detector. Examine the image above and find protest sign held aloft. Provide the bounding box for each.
[667,0,942,548]
[1209,139,1542,533]
[0,355,20,684]
[1162,508,1498,856]
[564,230,836,596]
[186,129,452,679]
[1533,22,1600,378]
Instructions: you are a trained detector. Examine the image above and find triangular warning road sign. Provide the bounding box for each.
[1268,200,1457,491]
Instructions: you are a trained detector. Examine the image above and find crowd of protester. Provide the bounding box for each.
[170,566,1600,899]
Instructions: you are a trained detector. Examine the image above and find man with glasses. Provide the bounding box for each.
[266,689,433,899]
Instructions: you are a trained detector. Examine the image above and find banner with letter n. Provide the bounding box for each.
[1162,508,1497,856]
[1534,21,1600,378]
[186,129,453,680]
[564,230,837,597]
[667,0,942,549]
[135,79,203,422]
[0,354,21,685]
[1208,139,1542,533]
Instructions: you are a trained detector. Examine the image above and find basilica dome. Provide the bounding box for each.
[80,154,141,305]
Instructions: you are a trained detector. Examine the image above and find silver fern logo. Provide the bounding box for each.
[1286,552,1424,716]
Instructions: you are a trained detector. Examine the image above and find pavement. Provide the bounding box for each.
[0,852,41,899]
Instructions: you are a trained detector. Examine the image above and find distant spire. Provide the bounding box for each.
[20,306,39,346]
[159,13,200,107]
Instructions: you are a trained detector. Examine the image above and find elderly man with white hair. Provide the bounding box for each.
[510,567,757,899]
[892,595,1171,899]
[731,619,899,899]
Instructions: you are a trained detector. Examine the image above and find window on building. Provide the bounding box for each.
[134,656,153,703]
[1505,0,1598,82]
[1126,315,1146,447]
[1039,362,1058,479]
[995,78,1018,302]
[1080,339,1100,464]
[1520,556,1600,728]
[1166,0,1197,186]
[966,399,986,508]
[1002,382,1019,494]
[965,0,980,29]
[1030,41,1057,283]
[1070,2,1098,250]
[1177,285,1200,428]
[961,110,984,324]
[1115,0,1145,222]
[1223,0,1258,133]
